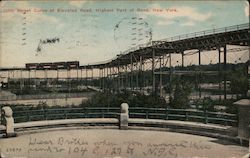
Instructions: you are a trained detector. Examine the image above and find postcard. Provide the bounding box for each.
[0,1,249,158]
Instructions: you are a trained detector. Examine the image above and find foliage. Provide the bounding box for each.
[171,76,193,109]
[229,66,248,95]
[81,91,166,108]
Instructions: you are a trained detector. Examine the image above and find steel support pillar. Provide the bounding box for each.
[152,48,156,94]
[160,56,163,97]
[218,47,222,102]
[142,61,145,89]
[223,45,227,100]
[5,70,8,89]
[182,51,184,68]
[80,69,83,85]
[125,65,128,90]
[85,66,88,87]
[169,53,172,103]
[67,69,70,93]
[28,70,31,88]
[103,66,106,91]
[99,68,102,89]
[109,66,112,92]
[76,68,79,86]
[20,70,23,93]
[34,70,37,91]
[118,65,120,91]
[198,50,201,98]
[121,66,123,91]
[130,54,133,90]
[139,56,143,91]
[91,67,94,87]
[136,63,139,91]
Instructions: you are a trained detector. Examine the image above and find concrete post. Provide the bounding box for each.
[234,99,250,142]
[247,65,250,97]
[1,106,16,137]
[120,103,129,130]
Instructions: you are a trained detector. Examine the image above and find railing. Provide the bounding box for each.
[12,107,120,123]
[159,23,250,42]
[85,23,249,66]
[11,107,237,126]
[130,107,237,126]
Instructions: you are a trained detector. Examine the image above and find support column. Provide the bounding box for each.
[103,66,106,90]
[80,69,83,85]
[56,69,59,79]
[136,63,139,91]
[152,48,156,94]
[20,70,23,93]
[182,51,184,68]
[130,54,133,90]
[106,66,109,91]
[91,67,94,87]
[85,66,88,87]
[118,65,120,91]
[56,69,59,92]
[160,56,163,97]
[67,69,70,93]
[99,68,102,89]
[76,68,79,86]
[198,50,201,98]
[45,69,49,90]
[34,70,37,91]
[121,66,124,89]
[28,70,31,88]
[223,45,227,100]
[125,65,128,90]
[110,66,112,92]
[142,61,145,89]
[7,71,10,90]
[169,53,172,104]
[139,56,143,91]
[218,47,222,102]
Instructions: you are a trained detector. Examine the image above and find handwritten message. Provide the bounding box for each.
[1,136,211,158]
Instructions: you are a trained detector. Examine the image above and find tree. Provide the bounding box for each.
[230,67,248,96]
[171,77,193,109]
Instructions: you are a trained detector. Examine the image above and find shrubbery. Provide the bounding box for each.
[81,91,166,108]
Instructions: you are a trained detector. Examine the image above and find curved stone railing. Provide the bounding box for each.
[11,106,237,126]
[0,102,249,147]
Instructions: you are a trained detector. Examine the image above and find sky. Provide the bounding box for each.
[0,0,249,67]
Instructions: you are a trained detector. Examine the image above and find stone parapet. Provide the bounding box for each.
[1,106,16,137]
[234,99,250,141]
[120,103,129,130]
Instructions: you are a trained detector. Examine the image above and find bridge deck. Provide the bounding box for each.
[0,23,249,71]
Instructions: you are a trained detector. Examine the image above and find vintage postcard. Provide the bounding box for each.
[0,0,249,158]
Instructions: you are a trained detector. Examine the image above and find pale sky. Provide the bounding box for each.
[0,0,249,67]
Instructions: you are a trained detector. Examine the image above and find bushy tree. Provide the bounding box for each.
[230,67,248,96]
[171,77,193,109]
[81,91,166,108]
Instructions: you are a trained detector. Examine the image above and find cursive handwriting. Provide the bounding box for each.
[3,137,212,157]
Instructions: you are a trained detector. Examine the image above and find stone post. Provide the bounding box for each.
[247,64,250,97]
[1,106,16,137]
[234,99,250,143]
[120,103,129,130]
[234,64,250,147]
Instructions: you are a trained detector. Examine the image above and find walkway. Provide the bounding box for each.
[0,129,248,158]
